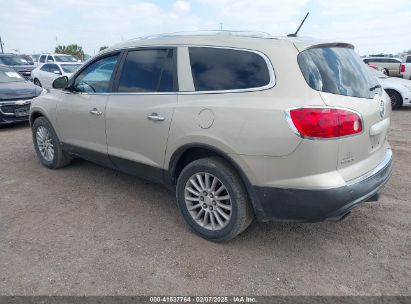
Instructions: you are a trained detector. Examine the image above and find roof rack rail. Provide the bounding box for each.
[125,30,277,43]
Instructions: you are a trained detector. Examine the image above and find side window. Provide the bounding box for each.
[40,64,50,72]
[188,47,270,91]
[117,49,175,93]
[47,55,54,62]
[73,54,119,93]
[39,55,46,63]
[49,64,61,74]
[363,59,370,64]
[406,56,411,63]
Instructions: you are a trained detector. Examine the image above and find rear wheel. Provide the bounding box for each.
[33,78,42,87]
[32,117,71,169]
[176,157,253,241]
[386,89,403,110]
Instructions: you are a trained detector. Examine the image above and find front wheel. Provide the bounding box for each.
[176,157,253,241]
[32,117,71,169]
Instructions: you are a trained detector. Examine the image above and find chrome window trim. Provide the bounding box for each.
[66,45,276,96]
[284,106,365,141]
[182,45,276,94]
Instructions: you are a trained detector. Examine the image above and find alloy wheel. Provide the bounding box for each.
[184,172,232,231]
[36,126,54,162]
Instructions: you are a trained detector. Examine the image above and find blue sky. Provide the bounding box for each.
[1,0,410,56]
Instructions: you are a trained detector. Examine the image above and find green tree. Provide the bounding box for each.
[55,44,84,60]
[99,46,109,51]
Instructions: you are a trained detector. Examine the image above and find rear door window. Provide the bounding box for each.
[298,47,382,99]
[39,55,46,63]
[188,47,271,91]
[116,48,175,93]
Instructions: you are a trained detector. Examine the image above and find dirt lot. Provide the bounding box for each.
[0,109,410,296]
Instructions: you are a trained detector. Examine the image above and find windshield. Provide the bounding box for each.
[298,47,383,99]
[0,67,25,83]
[0,56,30,66]
[60,64,82,73]
[54,55,78,62]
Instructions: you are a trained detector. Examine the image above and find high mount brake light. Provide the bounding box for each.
[287,108,363,139]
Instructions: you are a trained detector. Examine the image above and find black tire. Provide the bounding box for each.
[386,89,403,110]
[176,157,253,241]
[32,117,71,169]
[34,78,42,87]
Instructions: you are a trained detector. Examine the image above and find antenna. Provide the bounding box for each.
[287,12,309,37]
[0,36,4,54]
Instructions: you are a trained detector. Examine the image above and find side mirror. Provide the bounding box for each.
[53,70,62,75]
[52,76,68,89]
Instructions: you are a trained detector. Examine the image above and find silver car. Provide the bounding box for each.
[29,32,393,241]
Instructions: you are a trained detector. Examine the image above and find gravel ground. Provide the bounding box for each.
[0,109,410,296]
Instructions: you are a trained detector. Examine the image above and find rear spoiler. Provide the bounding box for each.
[292,40,354,52]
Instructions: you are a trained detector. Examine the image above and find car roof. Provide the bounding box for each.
[100,31,353,54]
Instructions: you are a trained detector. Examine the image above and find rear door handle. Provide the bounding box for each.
[147,113,165,122]
[89,108,103,116]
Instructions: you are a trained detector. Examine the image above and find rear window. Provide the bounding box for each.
[406,56,411,63]
[188,47,271,91]
[298,47,382,99]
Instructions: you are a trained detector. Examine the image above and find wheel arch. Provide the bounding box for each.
[29,109,51,126]
[166,143,262,216]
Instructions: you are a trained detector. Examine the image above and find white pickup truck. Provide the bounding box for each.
[400,55,411,80]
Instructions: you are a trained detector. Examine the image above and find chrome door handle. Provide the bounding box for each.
[89,108,103,116]
[147,113,165,122]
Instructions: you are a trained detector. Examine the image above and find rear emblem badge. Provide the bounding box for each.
[379,100,385,118]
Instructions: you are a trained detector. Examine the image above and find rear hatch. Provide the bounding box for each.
[297,45,391,181]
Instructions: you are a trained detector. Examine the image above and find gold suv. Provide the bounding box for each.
[30,32,393,241]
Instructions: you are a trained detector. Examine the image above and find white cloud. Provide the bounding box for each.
[173,1,191,13]
[199,0,309,33]
[0,0,410,55]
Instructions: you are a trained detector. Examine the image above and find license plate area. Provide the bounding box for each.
[14,107,30,117]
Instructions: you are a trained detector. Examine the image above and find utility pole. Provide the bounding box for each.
[219,23,223,30]
[0,36,4,54]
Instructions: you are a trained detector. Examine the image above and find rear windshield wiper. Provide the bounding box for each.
[369,84,382,91]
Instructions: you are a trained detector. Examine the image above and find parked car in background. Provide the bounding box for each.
[19,54,34,65]
[37,54,80,66]
[400,54,411,80]
[0,65,44,124]
[29,32,392,241]
[0,54,36,79]
[363,57,402,76]
[31,62,82,89]
[369,66,411,109]
[31,54,40,66]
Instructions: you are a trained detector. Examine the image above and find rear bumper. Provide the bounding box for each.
[252,149,393,222]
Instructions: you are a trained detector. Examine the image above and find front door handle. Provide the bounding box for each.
[89,108,103,116]
[147,113,165,122]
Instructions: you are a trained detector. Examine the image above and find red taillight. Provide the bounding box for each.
[401,64,405,73]
[288,108,362,139]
